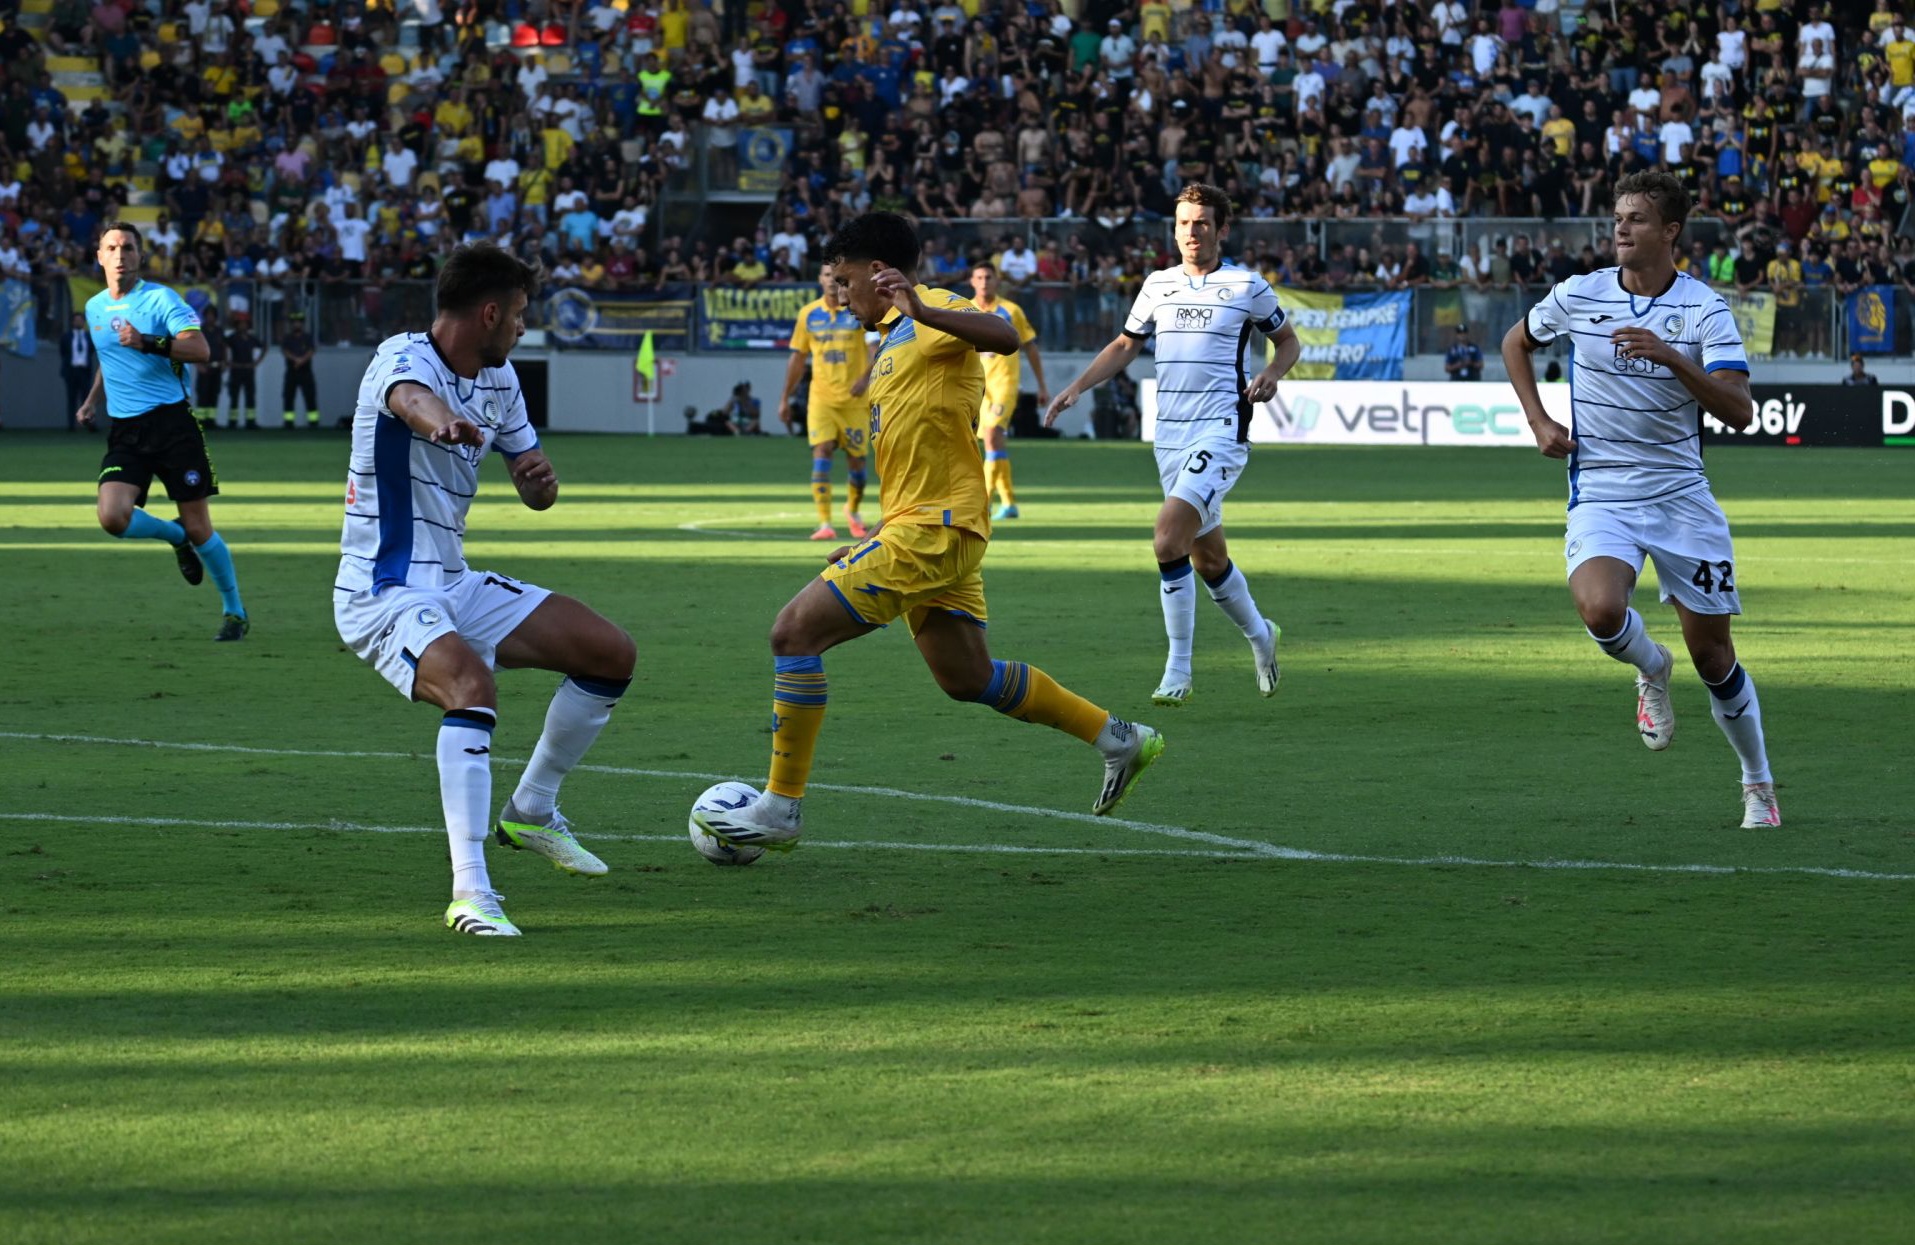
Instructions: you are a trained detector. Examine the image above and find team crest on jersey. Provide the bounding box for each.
[417,607,443,627]
[480,398,500,426]
[1217,288,1235,301]
[1663,313,1684,337]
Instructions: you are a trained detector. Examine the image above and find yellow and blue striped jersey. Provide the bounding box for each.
[789,298,868,404]
[975,298,1036,403]
[867,286,990,537]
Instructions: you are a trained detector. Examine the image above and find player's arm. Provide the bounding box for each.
[115,320,210,364]
[1502,316,1576,458]
[874,268,1019,353]
[775,347,807,432]
[1044,331,1145,425]
[1245,320,1300,402]
[386,379,486,446]
[1609,326,1754,429]
[504,448,558,511]
[76,367,104,429]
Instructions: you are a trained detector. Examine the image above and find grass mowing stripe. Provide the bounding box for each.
[0,812,1254,859]
[7,736,1910,882]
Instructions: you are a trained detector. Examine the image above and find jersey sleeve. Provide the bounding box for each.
[369,347,437,417]
[1525,280,1571,345]
[789,308,813,356]
[917,287,978,358]
[158,287,203,336]
[1697,298,1749,373]
[1123,281,1157,339]
[1010,302,1036,345]
[493,376,540,457]
[1248,280,1286,334]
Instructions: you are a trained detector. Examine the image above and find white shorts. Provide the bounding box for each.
[334,569,552,699]
[1155,439,1249,538]
[1565,490,1741,616]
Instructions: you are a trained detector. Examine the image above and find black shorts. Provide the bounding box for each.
[98,401,219,504]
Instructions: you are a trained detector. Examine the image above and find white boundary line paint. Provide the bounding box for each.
[4,732,1912,882]
[676,512,812,540]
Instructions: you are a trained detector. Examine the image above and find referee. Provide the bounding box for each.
[75,222,251,641]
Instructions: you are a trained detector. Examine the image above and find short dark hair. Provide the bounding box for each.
[435,241,542,315]
[1611,170,1691,232]
[98,221,144,248]
[1175,182,1234,229]
[821,212,920,272]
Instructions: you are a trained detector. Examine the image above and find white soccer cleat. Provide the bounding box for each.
[1251,618,1282,698]
[1740,782,1782,829]
[693,792,804,852]
[1094,722,1166,816]
[1151,674,1192,707]
[1635,643,1676,751]
[495,801,609,876]
[445,890,522,936]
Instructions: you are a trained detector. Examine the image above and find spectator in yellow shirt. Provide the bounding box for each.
[737,81,775,122]
[1765,242,1803,307]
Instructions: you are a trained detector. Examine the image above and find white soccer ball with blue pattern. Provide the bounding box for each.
[689,781,766,866]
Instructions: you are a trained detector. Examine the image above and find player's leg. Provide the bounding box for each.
[696,569,881,848]
[1650,497,1776,827]
[488,591,638,873]
[808,432,839,539]
[912,608,1164,816]
[97,438,206,586]
[162,409,247,637]
[1151,494,1204,705]
[1567,511,1674,750]
[844,450,870,538]
[1192,525,1281,698]
[410,631,519,934]
[982,419,1018,518]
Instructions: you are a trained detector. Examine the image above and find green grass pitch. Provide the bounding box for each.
[1,433,1910,1244]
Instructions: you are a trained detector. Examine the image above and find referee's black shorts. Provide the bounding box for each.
[97,401,220,504]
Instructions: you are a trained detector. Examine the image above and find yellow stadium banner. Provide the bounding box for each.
[68,276,221,316]
[1262,287,1411,380]
[1722,290,1777,358]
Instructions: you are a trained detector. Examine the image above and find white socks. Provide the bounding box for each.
[438,708,497,897]
[1706,663,1772,785]
[510,676,629,819]
[1589,608,1663,674]
[1159,557,1196,680]
[1203,561,1266,639]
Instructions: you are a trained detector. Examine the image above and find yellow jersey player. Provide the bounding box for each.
[778,263,878,540]
[967,262,1051,520]
[693,212,1165,852]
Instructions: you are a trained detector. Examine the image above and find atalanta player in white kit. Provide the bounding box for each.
[1503,171,1779,829]
[335,243,638,935]
[1047,184,1301,707]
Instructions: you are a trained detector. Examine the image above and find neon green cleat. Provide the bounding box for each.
[1094,723,1165,816]
[494,801,609,876]
[445,890,521,936]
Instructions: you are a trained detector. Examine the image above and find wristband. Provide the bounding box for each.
[142,334,175,357]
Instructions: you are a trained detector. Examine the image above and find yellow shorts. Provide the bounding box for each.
[820,522,988,634]
[977,393,1015,434]
[808,396,870,454]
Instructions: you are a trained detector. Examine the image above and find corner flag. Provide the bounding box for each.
[634,331,656,382]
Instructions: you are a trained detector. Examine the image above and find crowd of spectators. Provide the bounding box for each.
[0,0,1913,350]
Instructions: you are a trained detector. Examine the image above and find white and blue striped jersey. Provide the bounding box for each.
[335,333,538,597]
[1526,268,1748,509]
[1125,261,1287,448]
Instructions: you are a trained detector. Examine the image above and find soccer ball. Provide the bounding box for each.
[689,781,766,866]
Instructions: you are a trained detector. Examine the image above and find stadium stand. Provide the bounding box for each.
[2,0,1913,356]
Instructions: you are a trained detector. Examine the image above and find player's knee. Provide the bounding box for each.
[935,666,991,702]
[1191,548,1229,581]
[601,626,638,680]
[96,505,129,536]
[179,515,213,545]
[441,666,497,710]
[1687,637,1736,683]
[1571,591,1627,637]
[767,608,810,656]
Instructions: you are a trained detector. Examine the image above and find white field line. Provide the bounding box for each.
[676,512,812,539]
[3,732,1911,882]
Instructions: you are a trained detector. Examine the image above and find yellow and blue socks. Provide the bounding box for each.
[985,450,1015,505]
[1159,555,1196,681]
[1203,560,1265,638]
[118,508,186,546]
[1706,662,1771,785]
[846,465,867,521]
[973,659,1109,743]
[811,456,834,525]
[1590,608,1662,674]
[511,675,631,817]
[438,707,497,896]
[193,531,245,618]
[769,655,828,799]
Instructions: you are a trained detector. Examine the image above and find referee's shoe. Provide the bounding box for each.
[173,538,204,586]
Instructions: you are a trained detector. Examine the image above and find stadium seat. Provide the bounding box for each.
[511,23,540,47]
[544,50,573,75]
[254,0,281,15]
[416,170,442,194]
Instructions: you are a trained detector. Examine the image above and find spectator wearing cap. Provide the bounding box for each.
[1843,353,1880,385]
[1101,19,1137,82]
[1445,326,1484,381]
